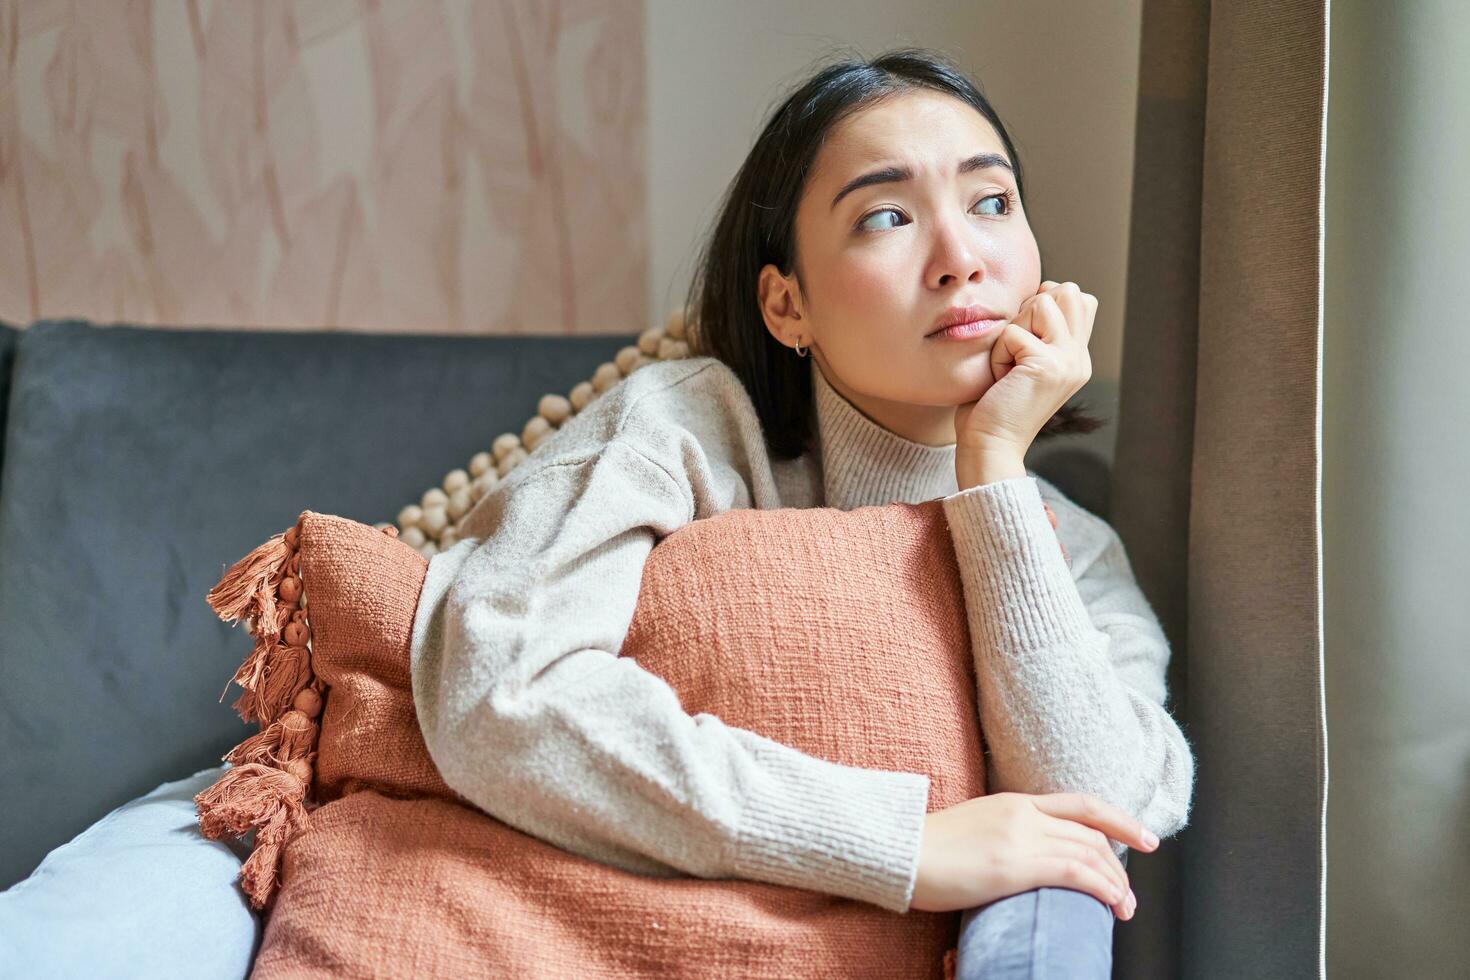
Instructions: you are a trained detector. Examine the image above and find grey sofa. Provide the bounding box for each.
[0,317,1110,890]
[0,319,649,890]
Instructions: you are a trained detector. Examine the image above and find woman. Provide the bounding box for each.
[410,47,1195,978]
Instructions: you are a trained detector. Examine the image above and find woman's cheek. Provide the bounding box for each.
[840,259,899,306]
[1010,234,1044,297]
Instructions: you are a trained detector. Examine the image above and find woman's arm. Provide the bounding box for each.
[939,473,1196,856]
[410,437,930,913]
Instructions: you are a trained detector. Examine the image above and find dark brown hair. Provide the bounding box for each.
[683,46,1107,461]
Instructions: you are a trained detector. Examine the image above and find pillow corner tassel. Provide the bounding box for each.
[196,513,325,910]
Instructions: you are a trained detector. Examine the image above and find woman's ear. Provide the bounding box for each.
[757,264,803,349]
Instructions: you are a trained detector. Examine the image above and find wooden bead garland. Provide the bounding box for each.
[380,308,698,557]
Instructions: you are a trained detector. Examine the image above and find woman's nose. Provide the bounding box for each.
[929,215,986,287]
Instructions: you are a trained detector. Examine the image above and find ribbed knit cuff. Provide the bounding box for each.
[729,741,931,914]
[941,476,1094,651]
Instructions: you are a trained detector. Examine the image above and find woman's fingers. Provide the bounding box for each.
[1026,292,1070,345]
[1050,282,1085,339]
[1031,792,1158,854]
[1034,281,1096,345]
[1044,817,1130,899]
[1031,854,1127,911]
[1042,834,1132,918]
[990,322,1046,381]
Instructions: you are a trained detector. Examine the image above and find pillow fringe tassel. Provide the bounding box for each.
[195,512,326,911]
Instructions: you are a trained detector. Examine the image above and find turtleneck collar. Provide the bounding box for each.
[811,358,960,511]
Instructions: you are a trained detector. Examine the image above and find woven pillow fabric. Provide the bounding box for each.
[196,500,986,979]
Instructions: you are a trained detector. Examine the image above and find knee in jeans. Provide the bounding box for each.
[954,887,1113,980]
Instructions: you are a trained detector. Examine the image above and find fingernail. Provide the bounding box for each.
[1126,888,1137,915]
[1143,830,1159,849]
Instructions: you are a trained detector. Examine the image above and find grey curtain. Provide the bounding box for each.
[1111,1,1328,977]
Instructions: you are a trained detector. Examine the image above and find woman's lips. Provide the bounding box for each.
[928,317,1006,341]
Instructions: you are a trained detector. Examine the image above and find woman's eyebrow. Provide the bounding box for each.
[829,152,1013,211]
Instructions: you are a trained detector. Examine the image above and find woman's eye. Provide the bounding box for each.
[856,193,1012,232]
[971,192,1011,217]
[857,208,906,232]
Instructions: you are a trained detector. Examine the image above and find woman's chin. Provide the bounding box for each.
[928,365,996,404]
[909,383,992,411]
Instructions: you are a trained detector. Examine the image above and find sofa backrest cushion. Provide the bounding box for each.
[0,319,626,889]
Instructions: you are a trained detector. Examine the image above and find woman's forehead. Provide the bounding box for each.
[812,93,1006,191]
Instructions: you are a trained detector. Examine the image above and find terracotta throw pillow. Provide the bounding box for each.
[197,501,987,979]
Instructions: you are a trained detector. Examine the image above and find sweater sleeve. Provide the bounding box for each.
[409,438,932,913]
[939,474,1196,857]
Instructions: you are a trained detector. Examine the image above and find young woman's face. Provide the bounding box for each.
[759,89,1042,444]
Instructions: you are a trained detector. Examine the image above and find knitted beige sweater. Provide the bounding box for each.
[409,355,1195,914]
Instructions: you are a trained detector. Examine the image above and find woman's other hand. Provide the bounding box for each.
[909,791,1156,919]
[953,280,1096,489]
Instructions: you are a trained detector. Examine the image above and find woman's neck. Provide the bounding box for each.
[809,358,959,510]
[812,358,958,448]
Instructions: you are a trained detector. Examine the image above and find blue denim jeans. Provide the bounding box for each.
[953,883,1118,979]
